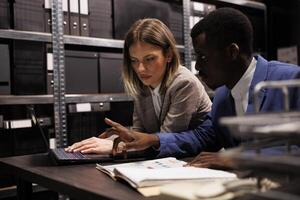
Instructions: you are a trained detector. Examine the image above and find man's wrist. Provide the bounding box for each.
[148,134,160,149]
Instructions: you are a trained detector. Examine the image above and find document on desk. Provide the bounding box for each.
[96,157,186,180]
[96,157,237,196]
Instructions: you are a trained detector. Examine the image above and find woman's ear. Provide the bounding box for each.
[226,43,240,60]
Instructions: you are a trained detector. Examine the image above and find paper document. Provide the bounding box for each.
[96,157,185,180]
[96,157,237,189]
[114,167,237,188]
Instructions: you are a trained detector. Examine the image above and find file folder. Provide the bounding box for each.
[65,50,98,94]
[44,0,69,34]
[0,44,11,94]
[69,0,80,36]
[79,0,89,36]
[44,0,52,33]
[63,0,70,35]
[0,0,11,29]
[14,0,44,32]
[89,0,113,38]
[12,41,46,95]
[99,53,124,93]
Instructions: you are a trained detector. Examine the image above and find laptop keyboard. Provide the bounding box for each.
[52,148,86,160]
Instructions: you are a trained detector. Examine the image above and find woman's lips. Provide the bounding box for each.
[140,75,152,80]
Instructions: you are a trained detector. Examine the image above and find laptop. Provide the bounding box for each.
[49,147,146,165]
[28,106,145,165]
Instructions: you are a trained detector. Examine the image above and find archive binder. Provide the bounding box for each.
[63,0,70,35]
[79,0,89,36]
[99,53,124,93]
[69,0,79,36]
[14,0,45,32]
[12,41,46,95]
[0,44,11,95]
[44,0,69,34]
[0,0,11,29]
[89,0,113,38]
[44,0,52,33]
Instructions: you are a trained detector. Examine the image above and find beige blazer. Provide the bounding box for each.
[132,66,212,133]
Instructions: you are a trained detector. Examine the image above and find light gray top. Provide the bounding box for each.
[132,66,212,133]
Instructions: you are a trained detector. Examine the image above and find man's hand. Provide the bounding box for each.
[100,118,160,155]
[65,137,113,154]
[186,152,233,170]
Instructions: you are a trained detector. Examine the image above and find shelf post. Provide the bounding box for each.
[183,0,192,70]
[52,0,68,148]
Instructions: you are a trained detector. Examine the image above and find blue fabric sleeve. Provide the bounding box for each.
[156,115,221,158]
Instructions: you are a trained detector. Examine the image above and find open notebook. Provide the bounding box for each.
[96,157,237,189]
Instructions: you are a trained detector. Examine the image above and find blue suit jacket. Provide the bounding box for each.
[157,56,300,157]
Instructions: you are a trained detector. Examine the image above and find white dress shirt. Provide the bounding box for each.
[150,83,162,119]
[231,57,257,116]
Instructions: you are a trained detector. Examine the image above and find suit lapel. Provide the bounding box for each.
[159,94,167,125]
[246,55,268,113]
[226,90,236,116]
[141,89,160,132]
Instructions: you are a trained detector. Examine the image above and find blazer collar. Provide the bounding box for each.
[246,55,268,113]
[141,88,161,131]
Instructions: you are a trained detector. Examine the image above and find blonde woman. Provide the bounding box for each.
[66,18,211,154]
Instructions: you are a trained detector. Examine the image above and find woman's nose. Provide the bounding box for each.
[136,62,146,72]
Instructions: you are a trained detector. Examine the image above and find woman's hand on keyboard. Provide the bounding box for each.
[65,137,115,154]
[100,118,160,156]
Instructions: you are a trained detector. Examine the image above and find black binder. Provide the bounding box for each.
[113,0,170,40]
[89,0,113,38]
[0,0,11,29]
[0,44,11,94]
[44,0,52,33]
[44,0,70,34]
[65,50,99,94]
[14,0,45,32]
[169,3,184,45]
[99,53,124,93]
[12,41,46,95]
[63,0,70,35]
[79,0,89,36]
[44,8,52,33]
[69,0,80,36]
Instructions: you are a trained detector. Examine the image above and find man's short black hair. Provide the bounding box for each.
[191,7,253,56]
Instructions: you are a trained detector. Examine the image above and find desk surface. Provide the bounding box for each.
[0,153,162,200]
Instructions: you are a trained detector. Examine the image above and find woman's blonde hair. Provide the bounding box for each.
[123,18,180,96]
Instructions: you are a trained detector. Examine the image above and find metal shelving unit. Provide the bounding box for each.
[183,0,192,70]
[0,94,133,105]
[0,1,188,199]
[51,0,67,148]
[0,29,184,50]
[0,0,190,144]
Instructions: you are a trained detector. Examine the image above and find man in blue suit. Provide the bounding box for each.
[101,8,300,167]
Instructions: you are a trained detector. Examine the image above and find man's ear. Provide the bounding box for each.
[226,43,240,60]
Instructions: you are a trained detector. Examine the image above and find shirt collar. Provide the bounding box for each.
[150,82,162,96]
[231,57,257,99]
